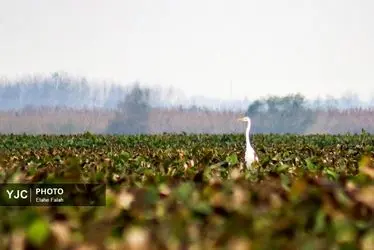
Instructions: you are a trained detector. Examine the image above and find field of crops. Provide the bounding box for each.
[1,132,374,250]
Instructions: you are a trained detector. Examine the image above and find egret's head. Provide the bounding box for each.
[237,116,251,122]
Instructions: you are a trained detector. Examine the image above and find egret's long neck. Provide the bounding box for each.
[245,121,251,147]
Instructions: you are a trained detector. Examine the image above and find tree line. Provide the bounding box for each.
[107,88,316,134]
[0,73,371,134]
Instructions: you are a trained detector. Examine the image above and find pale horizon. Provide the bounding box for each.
[1,0,374,102]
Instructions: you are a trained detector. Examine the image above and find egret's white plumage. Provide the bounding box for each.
[238,116,258,168]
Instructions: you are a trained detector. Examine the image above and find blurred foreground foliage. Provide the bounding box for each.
[0,133,374,249]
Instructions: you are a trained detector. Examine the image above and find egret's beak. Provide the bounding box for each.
[237,117,246,122]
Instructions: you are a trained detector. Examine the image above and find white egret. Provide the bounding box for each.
[238,116,258,168]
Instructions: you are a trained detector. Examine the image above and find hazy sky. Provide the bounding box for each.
[1,0,374,101]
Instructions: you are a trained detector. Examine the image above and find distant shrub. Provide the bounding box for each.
[106,83,151,134]
[247,93,316,134]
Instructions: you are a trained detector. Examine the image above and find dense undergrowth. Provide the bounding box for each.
[0,132,374,249]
